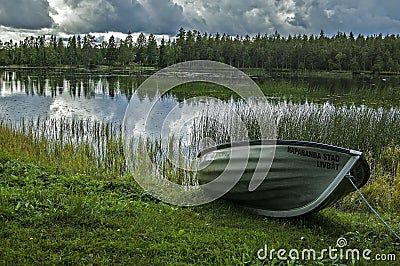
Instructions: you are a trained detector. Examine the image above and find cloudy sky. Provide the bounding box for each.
[0,0,399,41]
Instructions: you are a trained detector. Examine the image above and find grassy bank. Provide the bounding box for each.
[0,115,400,264]
[1,155,399,265]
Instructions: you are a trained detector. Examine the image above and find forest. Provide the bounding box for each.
[1,28,400,73]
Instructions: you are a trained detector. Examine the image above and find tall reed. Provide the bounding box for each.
[190,99,400,158]
[0,117,125,178]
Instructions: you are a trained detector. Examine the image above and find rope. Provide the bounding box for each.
[346,174,400,241]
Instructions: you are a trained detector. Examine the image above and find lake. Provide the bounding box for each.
[1,67,399,121]
[1,67,399,155]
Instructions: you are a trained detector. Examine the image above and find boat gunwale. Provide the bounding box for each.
[197,139,363,158]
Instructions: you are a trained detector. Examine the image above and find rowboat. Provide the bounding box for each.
[197,140,370,217]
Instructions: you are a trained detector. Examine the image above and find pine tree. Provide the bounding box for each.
[147,33,158,66]
[107,35,117,64]
[135,33,147,65]
[158,37,167,68]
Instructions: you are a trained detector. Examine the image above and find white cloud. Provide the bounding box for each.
[307,0,400,35]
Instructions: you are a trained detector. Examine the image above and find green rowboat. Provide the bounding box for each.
[197,140,370,217]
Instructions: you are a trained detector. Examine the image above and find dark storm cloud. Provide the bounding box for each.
[286,0,311,28]
[174,0,400,36]
[306,0,400,35]
[60,0,185,34]
[176,0,306,35]
[0,0,54,29]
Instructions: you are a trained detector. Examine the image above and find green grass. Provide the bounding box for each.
[0,155,399,265]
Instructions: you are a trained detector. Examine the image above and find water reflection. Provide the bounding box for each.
[0,68,143,98]
[0,68,136,122]
[268,72,400,93]
[1,68,400,124]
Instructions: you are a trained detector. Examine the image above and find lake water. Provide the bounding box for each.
[1,67,399,128]
[0,69,132,123]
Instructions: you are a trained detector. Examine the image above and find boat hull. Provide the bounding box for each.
[197,140,370,217]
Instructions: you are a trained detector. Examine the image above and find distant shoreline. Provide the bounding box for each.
[1,65,399,79]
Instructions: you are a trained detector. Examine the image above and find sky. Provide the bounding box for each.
[0,0,399,42]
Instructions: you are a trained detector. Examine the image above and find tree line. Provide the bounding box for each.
[1,28,400,73]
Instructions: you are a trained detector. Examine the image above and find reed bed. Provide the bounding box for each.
[0,117,125,178]
[277,102,400,155]
[190,99,400,157]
